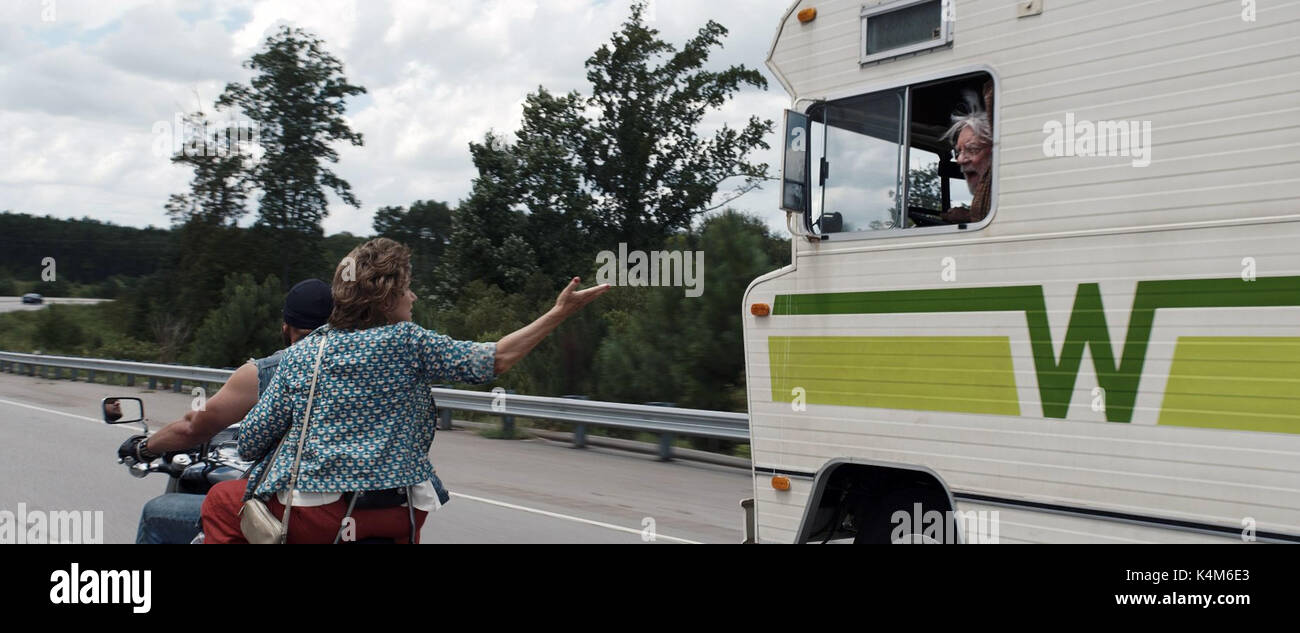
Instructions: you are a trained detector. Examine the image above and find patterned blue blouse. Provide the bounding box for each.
[238,321,496,499]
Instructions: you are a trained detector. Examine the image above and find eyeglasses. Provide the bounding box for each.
[952,142,990,160]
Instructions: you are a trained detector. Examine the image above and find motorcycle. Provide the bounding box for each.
[102,395,411,544]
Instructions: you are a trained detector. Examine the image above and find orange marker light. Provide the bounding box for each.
[797,8,817,23]
[751,303,771,317]
[771,476,791,491]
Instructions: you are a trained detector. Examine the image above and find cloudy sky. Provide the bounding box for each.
[0,0,796,237]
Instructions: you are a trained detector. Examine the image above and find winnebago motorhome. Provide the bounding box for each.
[741,0,1300,543]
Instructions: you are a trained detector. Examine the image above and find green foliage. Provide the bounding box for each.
[34,305,84,352]
[373,200,452,294]
[0,212,174,284]
[319,231,367,278]
[94,336,161,362]
[908,162,942,211]
[580,1,774,247]
[164,110,251,227]
[187,273,284,368]
[434,134,540,300]
[593,210,787,412]
[0,301,146,359]
[216,26,366,288]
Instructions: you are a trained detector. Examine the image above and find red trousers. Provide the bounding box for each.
[201,479,428,544]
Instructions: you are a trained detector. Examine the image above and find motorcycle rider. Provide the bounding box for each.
[119,278,333,544]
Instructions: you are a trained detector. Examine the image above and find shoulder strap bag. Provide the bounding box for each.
[239,332,328,544]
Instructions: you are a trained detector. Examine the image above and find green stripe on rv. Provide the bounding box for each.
[1158,337,1300,434]
[769,336,1020,416]
[770,276,1300,422]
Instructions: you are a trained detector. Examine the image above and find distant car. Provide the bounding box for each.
[21,293,43,304]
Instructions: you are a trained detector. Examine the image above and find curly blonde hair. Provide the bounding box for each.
[328,238,412,330]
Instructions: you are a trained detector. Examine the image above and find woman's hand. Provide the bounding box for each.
[554,277,611,317]
[495,277,610,375]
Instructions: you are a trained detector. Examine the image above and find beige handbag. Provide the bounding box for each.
[239,333,328,544]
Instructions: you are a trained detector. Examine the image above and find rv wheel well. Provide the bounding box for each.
[796,462,956,544]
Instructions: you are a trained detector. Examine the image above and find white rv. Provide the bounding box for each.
[741,0,1300,543]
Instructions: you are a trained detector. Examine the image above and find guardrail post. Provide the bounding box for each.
[563,395,589,448]
[646,402,676,461]
[126,374,135,387]
[148,377,157,390]
[501,389,516,438]
[432,385,453,430]
[87,369,95,383]
[172,379,182,393]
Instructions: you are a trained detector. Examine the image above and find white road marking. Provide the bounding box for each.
[450,491,702,544]
[0,397,147,432]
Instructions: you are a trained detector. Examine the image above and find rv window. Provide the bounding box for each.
[860,0,952,65]
[805,72,993,237]
[815,88,906,233]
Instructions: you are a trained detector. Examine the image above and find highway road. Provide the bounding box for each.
[0,297,112,314]
[0,371,752,544]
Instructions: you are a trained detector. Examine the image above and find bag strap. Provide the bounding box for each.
[276,332,329,543]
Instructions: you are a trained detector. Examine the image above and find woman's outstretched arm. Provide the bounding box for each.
[494,277,609,375]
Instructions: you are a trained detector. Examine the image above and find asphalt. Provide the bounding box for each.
[0,370,753,544]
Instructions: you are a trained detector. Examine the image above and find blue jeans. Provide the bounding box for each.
[135,493,205,544]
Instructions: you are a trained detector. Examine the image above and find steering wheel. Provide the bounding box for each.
[907,208,948,227]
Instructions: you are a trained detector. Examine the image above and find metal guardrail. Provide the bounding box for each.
[0,351,750,460]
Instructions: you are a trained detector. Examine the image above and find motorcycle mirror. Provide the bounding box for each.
[101,396,143,424]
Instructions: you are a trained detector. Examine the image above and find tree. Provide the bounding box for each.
[439,2,774,298]
[216,26,366,288]
[373,200,453,294]
[581,1,773,247]
[187,273,282,368]
[164,110,251,227]
[161,110,256,326]
[433,134,538,303]
[512,89,598,285]
[907,162,942,211]
[593,210,789,413]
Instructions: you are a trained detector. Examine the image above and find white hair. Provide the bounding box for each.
[941,89,992,145]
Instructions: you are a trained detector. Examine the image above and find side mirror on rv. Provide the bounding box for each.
[781,109,811,214]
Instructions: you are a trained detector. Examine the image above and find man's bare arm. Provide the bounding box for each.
[143,362,261,453]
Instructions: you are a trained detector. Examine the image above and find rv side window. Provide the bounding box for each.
[860,0,953,65]
[805,71,994,237]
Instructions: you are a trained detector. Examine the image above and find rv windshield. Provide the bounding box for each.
[813,89,906,233]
